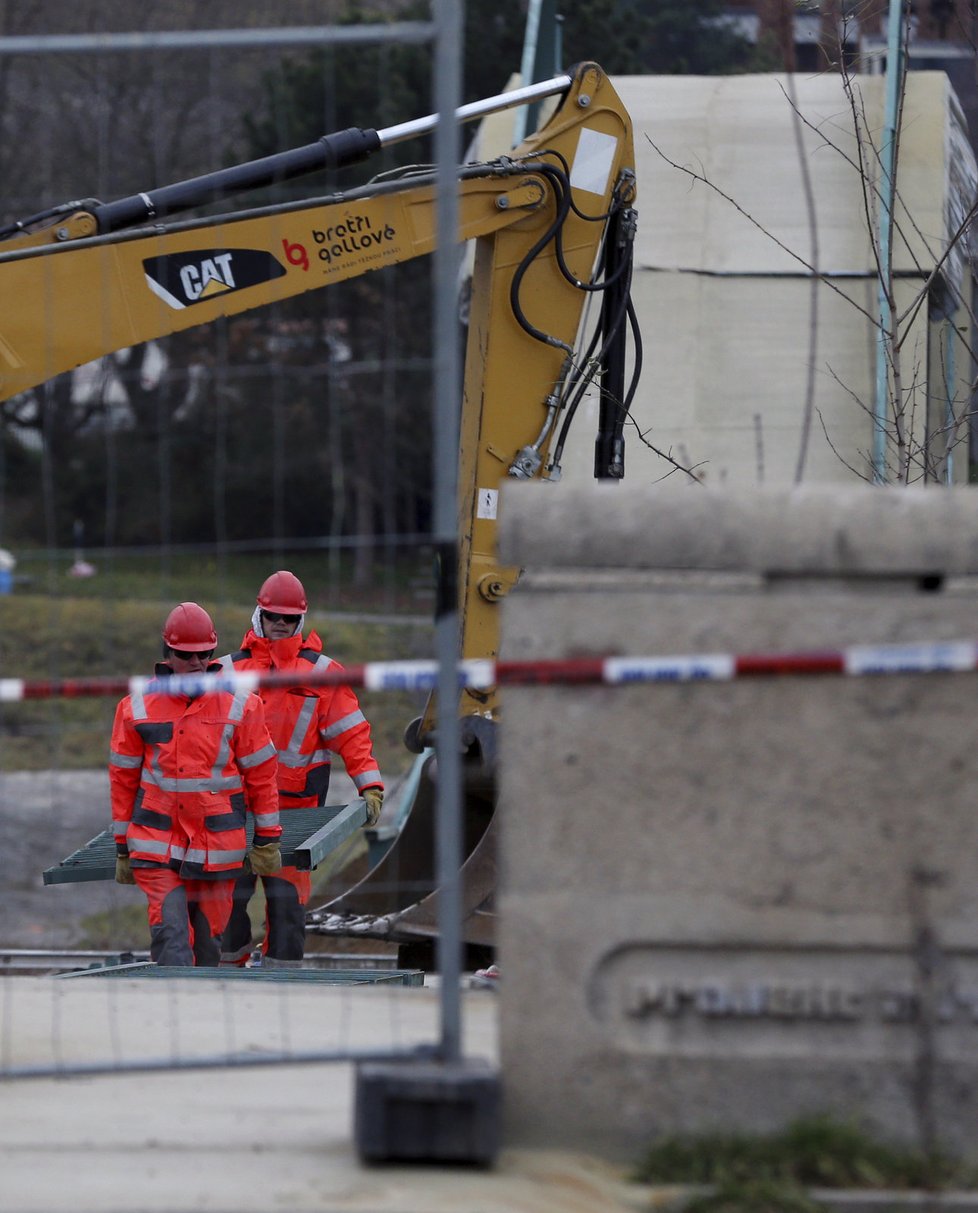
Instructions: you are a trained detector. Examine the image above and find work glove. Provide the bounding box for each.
[115,854,135,885]
[363,787,384,828]
[248,841,282,876]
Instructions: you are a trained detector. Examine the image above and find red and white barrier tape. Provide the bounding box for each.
[1,641,977,701]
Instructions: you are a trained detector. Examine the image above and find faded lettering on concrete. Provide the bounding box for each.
[621,979,978,1023]
[587,944,978,1057]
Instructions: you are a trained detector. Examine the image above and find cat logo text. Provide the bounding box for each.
[143,248,286,310]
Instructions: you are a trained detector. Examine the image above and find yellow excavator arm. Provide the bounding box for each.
[0,61,637,766]
[0,172,544,397]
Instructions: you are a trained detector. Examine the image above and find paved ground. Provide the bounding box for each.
[1,770,123,948]
[0,770,652,1211]
[0,975,648,1213]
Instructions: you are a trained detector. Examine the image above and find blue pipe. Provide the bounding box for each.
[873,0,906,482]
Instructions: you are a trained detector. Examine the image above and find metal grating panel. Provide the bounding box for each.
[58,960,423,984]
[42,801,367,885]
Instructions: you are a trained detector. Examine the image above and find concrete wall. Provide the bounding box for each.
[556,72,976,489]
[495,481,978,1163]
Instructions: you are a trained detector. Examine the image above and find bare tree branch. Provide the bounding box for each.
[642,132,879,326]
[624,411,706,484]
[784,69,821,486]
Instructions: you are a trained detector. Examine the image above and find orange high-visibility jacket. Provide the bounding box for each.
[109,669,281,877]
[218,629,383,808]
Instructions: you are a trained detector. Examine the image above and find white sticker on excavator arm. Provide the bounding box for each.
[477,488,498,520]
[570,128,618,196]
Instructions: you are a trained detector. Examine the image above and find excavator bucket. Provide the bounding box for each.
[306,749,497,959]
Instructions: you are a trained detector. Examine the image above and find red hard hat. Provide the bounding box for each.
[162,602,217,651]
[257,570,308,614]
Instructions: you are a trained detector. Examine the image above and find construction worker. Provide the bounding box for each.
[109,602,282,967]
[218,570,384,967]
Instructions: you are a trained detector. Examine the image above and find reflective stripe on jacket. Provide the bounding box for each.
[218,628,383,808]
[109,667,280,876]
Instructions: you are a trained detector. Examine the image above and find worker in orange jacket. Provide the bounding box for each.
[109,602,282,967]
[218,571,384,967]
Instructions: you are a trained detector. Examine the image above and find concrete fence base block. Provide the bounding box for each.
[354,1057,501,1165]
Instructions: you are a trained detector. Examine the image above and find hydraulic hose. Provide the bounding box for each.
[93,128,382,233]
[508,164,575,354]
[551,226,636,473]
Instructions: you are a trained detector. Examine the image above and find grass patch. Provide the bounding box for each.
[634,1115,978,1205]
[683,1177,827,1213]
[309,830,368,898]
[11,549,433,616]
[77,904,151,951]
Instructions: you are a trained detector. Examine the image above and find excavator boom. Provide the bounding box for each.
[9,63,638,958]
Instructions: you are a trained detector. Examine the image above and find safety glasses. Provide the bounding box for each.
[170,649,215,662]
[262,612,300,624]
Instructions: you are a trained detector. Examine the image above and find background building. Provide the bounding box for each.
[558,68,977,488]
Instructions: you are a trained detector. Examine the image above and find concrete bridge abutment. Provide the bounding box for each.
[495,484,978,1163]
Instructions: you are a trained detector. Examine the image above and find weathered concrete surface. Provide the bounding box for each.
[0,977,647,1213]
[495,483,978,1163]
[499,482,978,574]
